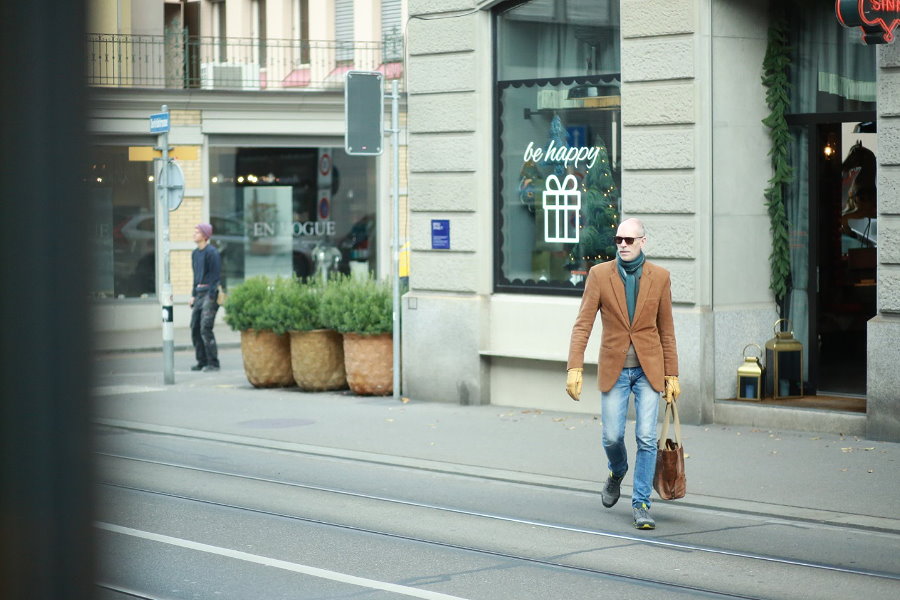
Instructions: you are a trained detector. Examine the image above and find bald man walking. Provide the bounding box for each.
[566,218,680,530]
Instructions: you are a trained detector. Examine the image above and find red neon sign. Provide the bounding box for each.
[836,0,900,44]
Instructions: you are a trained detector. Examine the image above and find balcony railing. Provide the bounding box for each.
[86,31,404,91]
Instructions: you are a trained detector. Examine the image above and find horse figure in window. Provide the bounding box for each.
[841,140,876,225]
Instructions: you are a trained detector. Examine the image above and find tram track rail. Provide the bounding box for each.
[98,480,776,600]
[96,582,164,599]
[93,419,900,536]
[94,450,900,588]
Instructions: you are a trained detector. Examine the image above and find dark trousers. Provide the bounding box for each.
[190,292,219,367]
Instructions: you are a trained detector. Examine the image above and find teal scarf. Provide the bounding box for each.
[617,252,645,323]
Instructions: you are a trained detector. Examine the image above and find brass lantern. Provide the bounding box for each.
[764,319,804,400]
[737,344,764,401]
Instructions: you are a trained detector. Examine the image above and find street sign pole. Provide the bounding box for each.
[389,80,401,400]
[153,105,175,384]
[345,72,400,398]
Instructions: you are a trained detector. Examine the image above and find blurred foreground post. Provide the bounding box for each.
[0,1,95,599]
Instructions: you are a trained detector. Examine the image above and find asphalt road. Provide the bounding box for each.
[91,349,900,599]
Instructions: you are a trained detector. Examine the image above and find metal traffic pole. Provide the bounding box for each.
[389,80,401,400]
[156,104,175,384]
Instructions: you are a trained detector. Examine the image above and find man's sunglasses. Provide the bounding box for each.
[614,236,645,245]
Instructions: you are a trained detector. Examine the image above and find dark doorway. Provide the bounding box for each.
[804,117,877,397]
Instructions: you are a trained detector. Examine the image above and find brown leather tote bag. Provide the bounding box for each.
[654,401,686,500]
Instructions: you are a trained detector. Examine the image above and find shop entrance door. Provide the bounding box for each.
[803,116,877,397]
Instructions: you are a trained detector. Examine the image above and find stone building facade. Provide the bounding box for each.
[402,0,900,441]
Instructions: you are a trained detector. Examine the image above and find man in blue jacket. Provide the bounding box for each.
[190,223,221,372]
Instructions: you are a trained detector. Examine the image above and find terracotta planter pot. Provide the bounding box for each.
[240,329,294,388]
[289,329,347,391]
[342,332,392,396]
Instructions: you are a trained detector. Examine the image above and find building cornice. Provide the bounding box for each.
[88,87,349,113]
[88,86,408,114]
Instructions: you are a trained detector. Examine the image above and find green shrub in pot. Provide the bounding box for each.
[271,277,347,391]
[320,275,393,395]
[222,275,294,388]
[319,275,392,335]
[267,276,325,334]
[222,275,271,332]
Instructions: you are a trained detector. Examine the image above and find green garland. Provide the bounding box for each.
[761,16,793,311]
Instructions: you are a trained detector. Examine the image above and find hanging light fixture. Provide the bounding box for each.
[823,133,838,160]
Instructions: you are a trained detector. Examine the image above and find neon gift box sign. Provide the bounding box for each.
[543,175,581,243]
[836,0,900,44]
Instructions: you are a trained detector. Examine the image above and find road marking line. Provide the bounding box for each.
[95,522,470,600]
[93,385,165,396]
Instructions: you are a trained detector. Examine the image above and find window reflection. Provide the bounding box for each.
[87,145,156,299]
[209,147,377,287]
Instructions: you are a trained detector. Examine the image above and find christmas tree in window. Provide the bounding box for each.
[568,137,619,268]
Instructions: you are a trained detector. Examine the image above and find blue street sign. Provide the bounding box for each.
[150,112,170,133]
[431,219,450,250]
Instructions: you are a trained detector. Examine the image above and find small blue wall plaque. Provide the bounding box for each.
[431,219,450,250]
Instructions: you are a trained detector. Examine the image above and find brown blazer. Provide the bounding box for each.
[567,260,678,393]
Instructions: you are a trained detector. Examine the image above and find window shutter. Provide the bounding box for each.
[381,0,402,61]
[335,0,354,61]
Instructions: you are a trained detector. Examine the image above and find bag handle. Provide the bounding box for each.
[658,401,682,449]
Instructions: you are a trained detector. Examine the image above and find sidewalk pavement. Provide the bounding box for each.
[92,347,900,534]
[94,326,241,353]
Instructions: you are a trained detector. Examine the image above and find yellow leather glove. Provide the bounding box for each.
[664,375,681,403]
[566,368,583,401]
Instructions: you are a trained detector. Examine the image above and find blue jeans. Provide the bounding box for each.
[601,366,660,508]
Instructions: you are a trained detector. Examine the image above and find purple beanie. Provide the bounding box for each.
[196,223,213,240]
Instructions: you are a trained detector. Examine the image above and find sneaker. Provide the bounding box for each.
[601,472,625,508]
[632,503,655,530]
[202,365,220,372]
[190,364,205,371]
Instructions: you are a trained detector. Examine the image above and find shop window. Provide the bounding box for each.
[786,0,876,115]
[87,145,156,299]
[208,146,377,287]
[494,0,621,294]
[781,1,877,394]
